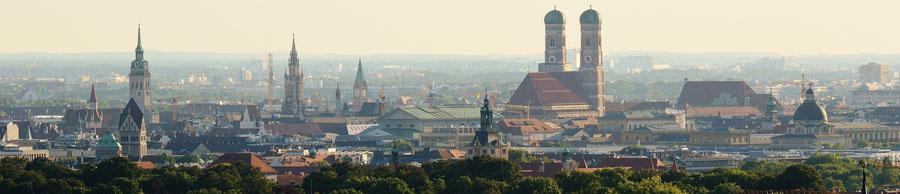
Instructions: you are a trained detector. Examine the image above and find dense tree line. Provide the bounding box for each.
[303,155,851,194]
[1,153,891,194]
[0,157,292,194]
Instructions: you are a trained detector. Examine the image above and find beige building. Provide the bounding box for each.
[597,111,691,131]
[859,62,890,83]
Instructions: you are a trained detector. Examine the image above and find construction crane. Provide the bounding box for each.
[423,82,442,107]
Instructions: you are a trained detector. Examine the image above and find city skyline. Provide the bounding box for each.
[2,0,899,55]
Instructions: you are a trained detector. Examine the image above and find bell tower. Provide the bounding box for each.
[539,8,569,72]
[578,8,605,116]
[129,24,152,120]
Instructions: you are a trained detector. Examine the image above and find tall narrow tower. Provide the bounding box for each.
[353,59,368,112]
[577,8,605,116]
[335,85,342,117]
[283,34,305,115]
[267,53,275,103]
[129,24,152,121]
[539,8,569,72]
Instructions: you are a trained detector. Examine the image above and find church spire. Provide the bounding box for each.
[354,58,366,87]
[89,84,98,103]
[136,24,143,53]
[291,33,297,53]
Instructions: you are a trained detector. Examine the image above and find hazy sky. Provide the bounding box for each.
[2,0,898,55]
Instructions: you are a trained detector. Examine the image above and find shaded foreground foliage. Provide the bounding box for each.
[0,154,889,193]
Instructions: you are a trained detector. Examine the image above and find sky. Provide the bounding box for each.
[1,0,898,55]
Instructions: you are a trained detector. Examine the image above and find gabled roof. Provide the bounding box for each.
[209,153,277,174]
[508,72,588,107]
[119,98,144,128]
[677,81,755,106]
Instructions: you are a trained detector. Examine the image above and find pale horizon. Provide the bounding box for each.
[2,0,899,56]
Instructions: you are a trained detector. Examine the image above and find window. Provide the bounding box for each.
[585,39,591,47]
[409,124,415,128]
[385,124,391,128]
[549,38,556,48]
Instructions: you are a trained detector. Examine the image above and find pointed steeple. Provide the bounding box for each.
[135,24,144,53]
[291,33,297,53]
[89,84,98,103]
[354,58,366,88]
[335,85,341,98]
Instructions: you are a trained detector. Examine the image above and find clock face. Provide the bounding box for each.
[132,61,140,68]
[549,56,557,63]
[584,56,592,63]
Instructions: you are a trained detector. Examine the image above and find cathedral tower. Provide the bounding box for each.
[353,59,368,112]
[283,34,305,115]
[129,25,152,120]
[539,8,569,72]
[577,8,605,116]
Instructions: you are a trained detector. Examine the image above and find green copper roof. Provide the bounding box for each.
[97,133,121,148]
[544,9,565,24]
[354,59,367,88]
[135,24,144,53]
[580,9,601,24]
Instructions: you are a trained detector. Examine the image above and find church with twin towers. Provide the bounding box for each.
[503,7,605,119]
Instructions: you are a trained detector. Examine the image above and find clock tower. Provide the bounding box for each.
[129,24,153,120]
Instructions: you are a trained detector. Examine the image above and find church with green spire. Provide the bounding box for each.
[464,96,509,159]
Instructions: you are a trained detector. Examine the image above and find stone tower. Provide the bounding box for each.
[539,8,569,72]
[335,85,342,117]
[129,25,152,120]
[118,98,147,161]
[283,34,305,115]
[577,8,605,116]
[353,59,368,112]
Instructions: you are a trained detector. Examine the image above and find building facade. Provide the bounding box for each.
[118,99,148,160]
[859,62,890,83]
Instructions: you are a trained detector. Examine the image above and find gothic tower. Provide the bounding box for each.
[577,8,605,116]
[118,98,147,161]
[539,8,569,72]
[129,25,152,121]
[353,59,368,112]
[283,34,305,115]
[335,85,342,117]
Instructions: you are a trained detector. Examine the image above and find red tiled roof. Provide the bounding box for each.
[498,118,559,135]
[677,81,755,107]
[133,161,157,170]
[276,174,306,186]
[209,153,278,174]
[594,158,665,170]
[509,72,589,107]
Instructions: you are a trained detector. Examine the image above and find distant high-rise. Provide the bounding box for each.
[353,59,368,112]
[859,62,890,83]
[283,34,305,115]
[539,8,570,72]
[335,85,342,117]
[129,25,152,121]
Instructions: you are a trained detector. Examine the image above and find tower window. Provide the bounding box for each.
[585,39,592,47]
[549,38,556,48]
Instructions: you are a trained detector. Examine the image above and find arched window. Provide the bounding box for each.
[549,38,556,48]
